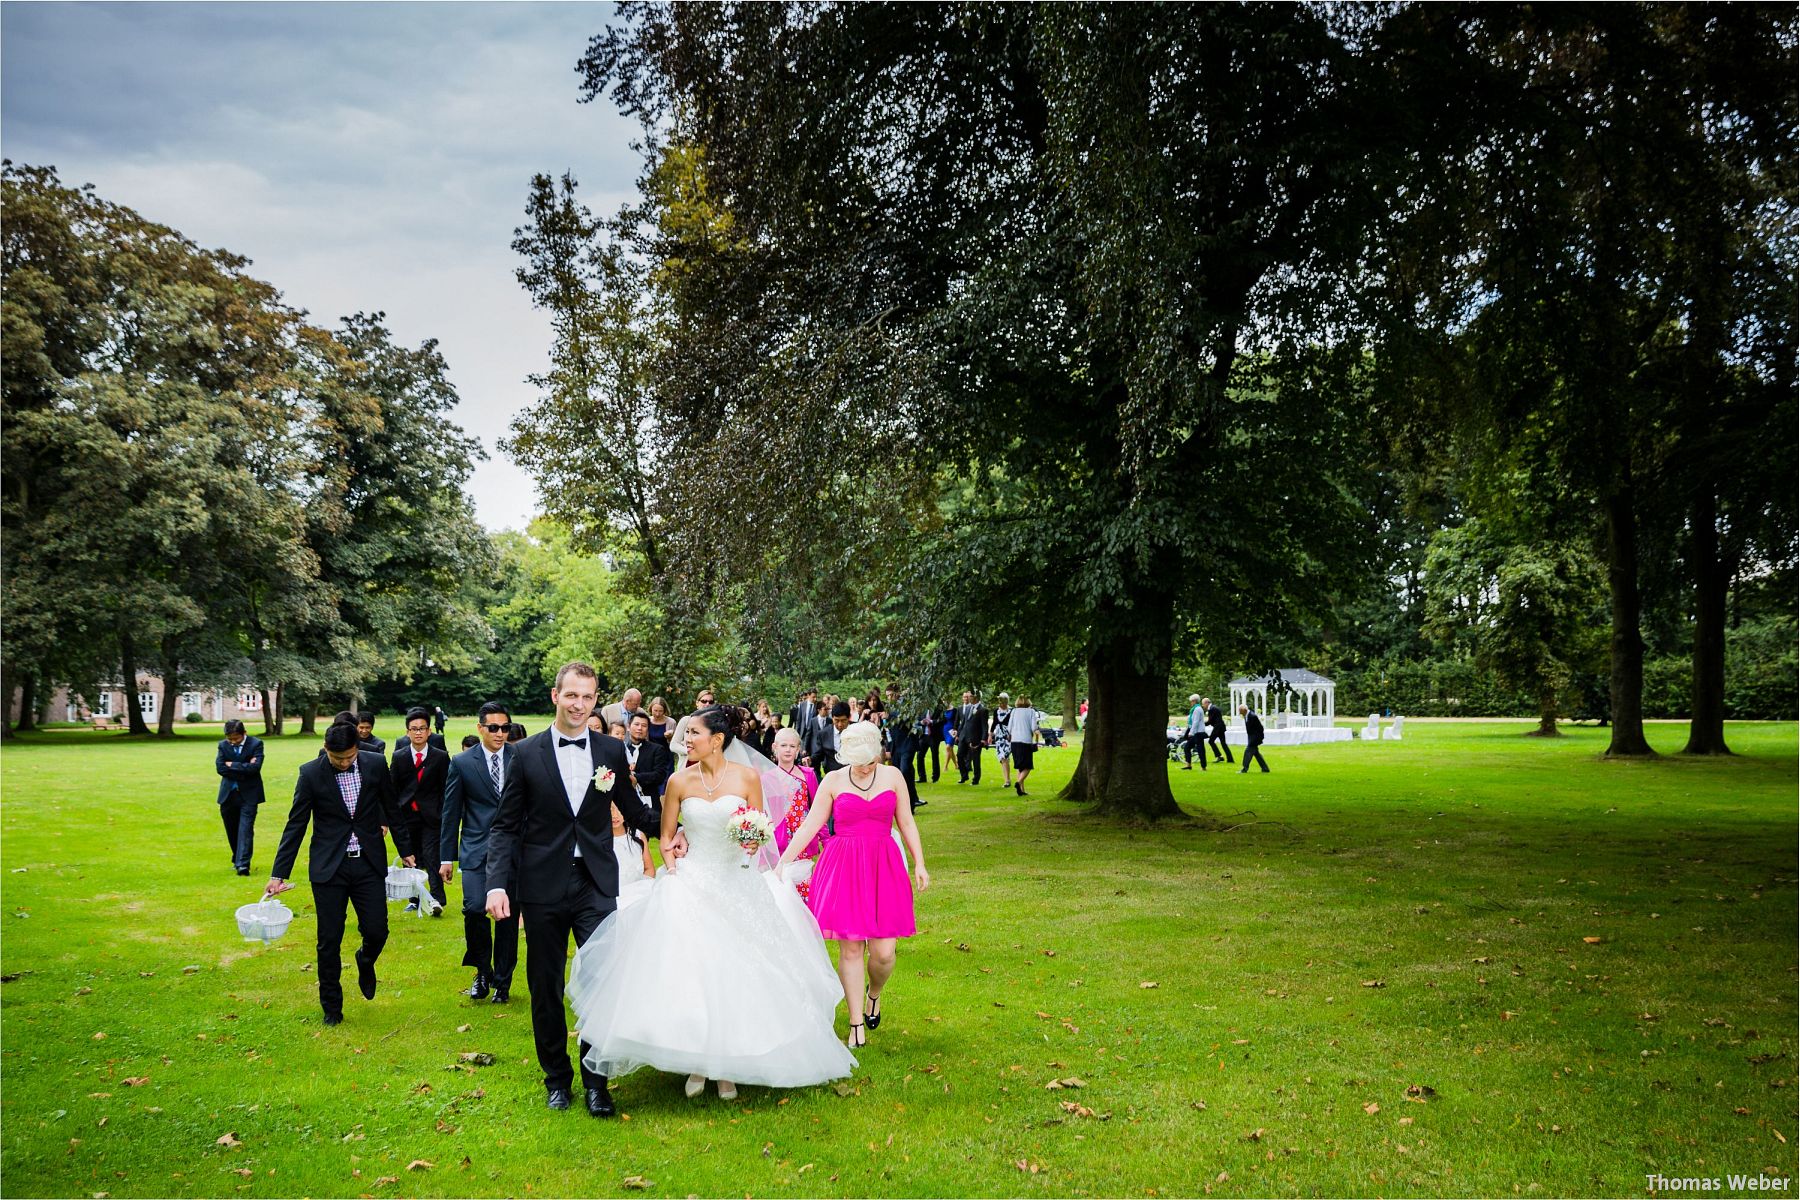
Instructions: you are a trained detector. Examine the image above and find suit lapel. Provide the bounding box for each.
[538,731,566,813]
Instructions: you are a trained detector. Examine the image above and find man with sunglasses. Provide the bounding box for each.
[439,701,519,1002]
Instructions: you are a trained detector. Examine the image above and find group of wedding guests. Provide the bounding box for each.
[245,673,928,1113]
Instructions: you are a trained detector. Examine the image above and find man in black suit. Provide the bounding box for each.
[915,704,943,784]
[393,707,451,913]
[955,691,988,784]
[266,722,416,1026]
[215,719,266,875]
[807,700,851,777]
[622,711,673,818]
[441,701,519,1002]
[1205,697,1233,764]
[1238,705,1270,773]
[485,661,684,1118]
[357,712,385,754]
[884,685,923,811]
[787,689,817,740]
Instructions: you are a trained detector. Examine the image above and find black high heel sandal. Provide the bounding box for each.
[847,1021,867,1048]
[864,992,883,1031]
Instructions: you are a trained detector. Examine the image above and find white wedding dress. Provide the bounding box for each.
[566,795,856,1087]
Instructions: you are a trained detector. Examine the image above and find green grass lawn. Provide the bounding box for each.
[2,719,1795,1198]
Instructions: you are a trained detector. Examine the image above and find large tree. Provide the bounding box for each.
[575,2,1463,818]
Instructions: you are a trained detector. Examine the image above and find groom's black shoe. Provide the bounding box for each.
[322,1010,343,1027]
[357,955,377,1000]
[491,984,510,1003]
[585,1085,616,1118]
[546,1087,572,1111]
[467,972,490,1001]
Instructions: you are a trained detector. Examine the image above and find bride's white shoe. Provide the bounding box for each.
[685,1073,706,1098]
[716,1079,738,1101]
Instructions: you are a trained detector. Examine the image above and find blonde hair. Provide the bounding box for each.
[649,695,668,718]
[839,721,883,767]
[773,727,802,749]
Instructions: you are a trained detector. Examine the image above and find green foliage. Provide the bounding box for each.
[1,164,488,733]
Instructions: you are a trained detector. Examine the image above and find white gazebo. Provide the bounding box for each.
[1227,669,1352,745]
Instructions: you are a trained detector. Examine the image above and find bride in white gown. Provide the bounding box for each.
[565,705,856,1099]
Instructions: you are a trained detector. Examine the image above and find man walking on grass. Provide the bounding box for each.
[1238,705,1270,773]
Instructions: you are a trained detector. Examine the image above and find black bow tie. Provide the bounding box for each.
[558,736,587,750]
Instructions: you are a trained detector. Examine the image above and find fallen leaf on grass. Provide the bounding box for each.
[1404,1085,1438,1102]
[1139,981,1158,989]
[1045,1077,1087,1090]
[88,1093,111,1100]
[1243,1127,1265,1141]
[1035,1011,1052,1020]
[1363,1102,1380,1115]
[622,1176,654,1190]
[406,1159,434,1171]
[831,1081,856,1097]
[122,1077,149,1087]
[216,1133,242,1148]
[1582,937,1604,944]
[1502,1011,1519,1021]
[75,986,93,996]
[458,1052,496,1066]
[1398,1116,1415,1126]
[1014,1160,1043,1175]
[92,1032,106,1041]
[1216,1170,1230,1183]
[373,1175,399,1186]
[456,1024,472,1033]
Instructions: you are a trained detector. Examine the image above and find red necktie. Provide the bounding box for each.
[412,748,424,809]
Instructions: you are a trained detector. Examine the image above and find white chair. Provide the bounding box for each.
[1382,714,1405,741]
[1363,714,1380,740]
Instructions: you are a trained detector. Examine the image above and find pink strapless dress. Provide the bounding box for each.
[805,788,915,940]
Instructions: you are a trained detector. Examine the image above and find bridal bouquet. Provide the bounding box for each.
[728,806,776,869]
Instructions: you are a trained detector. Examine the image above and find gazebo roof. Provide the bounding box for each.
[1229,668,1335,688]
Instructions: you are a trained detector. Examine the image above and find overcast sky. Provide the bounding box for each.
[2,2,642,531]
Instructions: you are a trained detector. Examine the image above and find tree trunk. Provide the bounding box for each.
[270,684,285,736]
[1603,483,1654,756]
[1061,675,1079,739]
[299,700,319,736]
[259,687,277,737]
[1682,487,1731,755]
[121,632,150,736]
[1058,595,1185,821]
[14,672,38,733]
[156,641,179,739]
[1529,684,1561,737]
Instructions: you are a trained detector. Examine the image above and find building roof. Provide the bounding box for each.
[1229,668,1335,688]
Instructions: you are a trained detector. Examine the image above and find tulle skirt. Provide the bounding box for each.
[566,859,855,1087]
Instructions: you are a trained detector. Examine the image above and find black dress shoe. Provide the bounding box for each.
[322,1011,343,1026]
[545,1087,572,1110]
[236,867,251,876]
[491,986,510,1004]
[357,957,377,1000]
[585,1085,616,1118]
[467,972,491,1001]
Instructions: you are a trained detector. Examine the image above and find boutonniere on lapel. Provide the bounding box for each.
[592,765,617,794]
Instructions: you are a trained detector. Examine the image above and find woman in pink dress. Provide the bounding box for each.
[760,728,823,887]
[776,721,929,1048]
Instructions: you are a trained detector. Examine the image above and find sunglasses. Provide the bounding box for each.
[479,722,509,733]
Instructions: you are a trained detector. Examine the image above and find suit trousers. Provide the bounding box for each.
[1240,745,1270,772]
[401,809,447,905]
[957,739,982,784]
[311,852,387,1018]
[457,865,518,987]
[909,741,930,784]
[220,793,258,871]
[888,736,921,808]
[1181,731,1209,768]
[1208,728,1233,762]
[522,859,611,1092]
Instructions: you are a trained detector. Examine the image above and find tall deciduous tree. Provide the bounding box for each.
[577,3,1463,819]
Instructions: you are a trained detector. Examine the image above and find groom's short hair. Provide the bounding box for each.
[553,661,598,691]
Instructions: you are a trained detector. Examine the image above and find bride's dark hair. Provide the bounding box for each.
[693,704,742,750]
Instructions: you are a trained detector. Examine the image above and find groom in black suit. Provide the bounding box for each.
[485,661,683,1118]
[266,722,416,1026]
